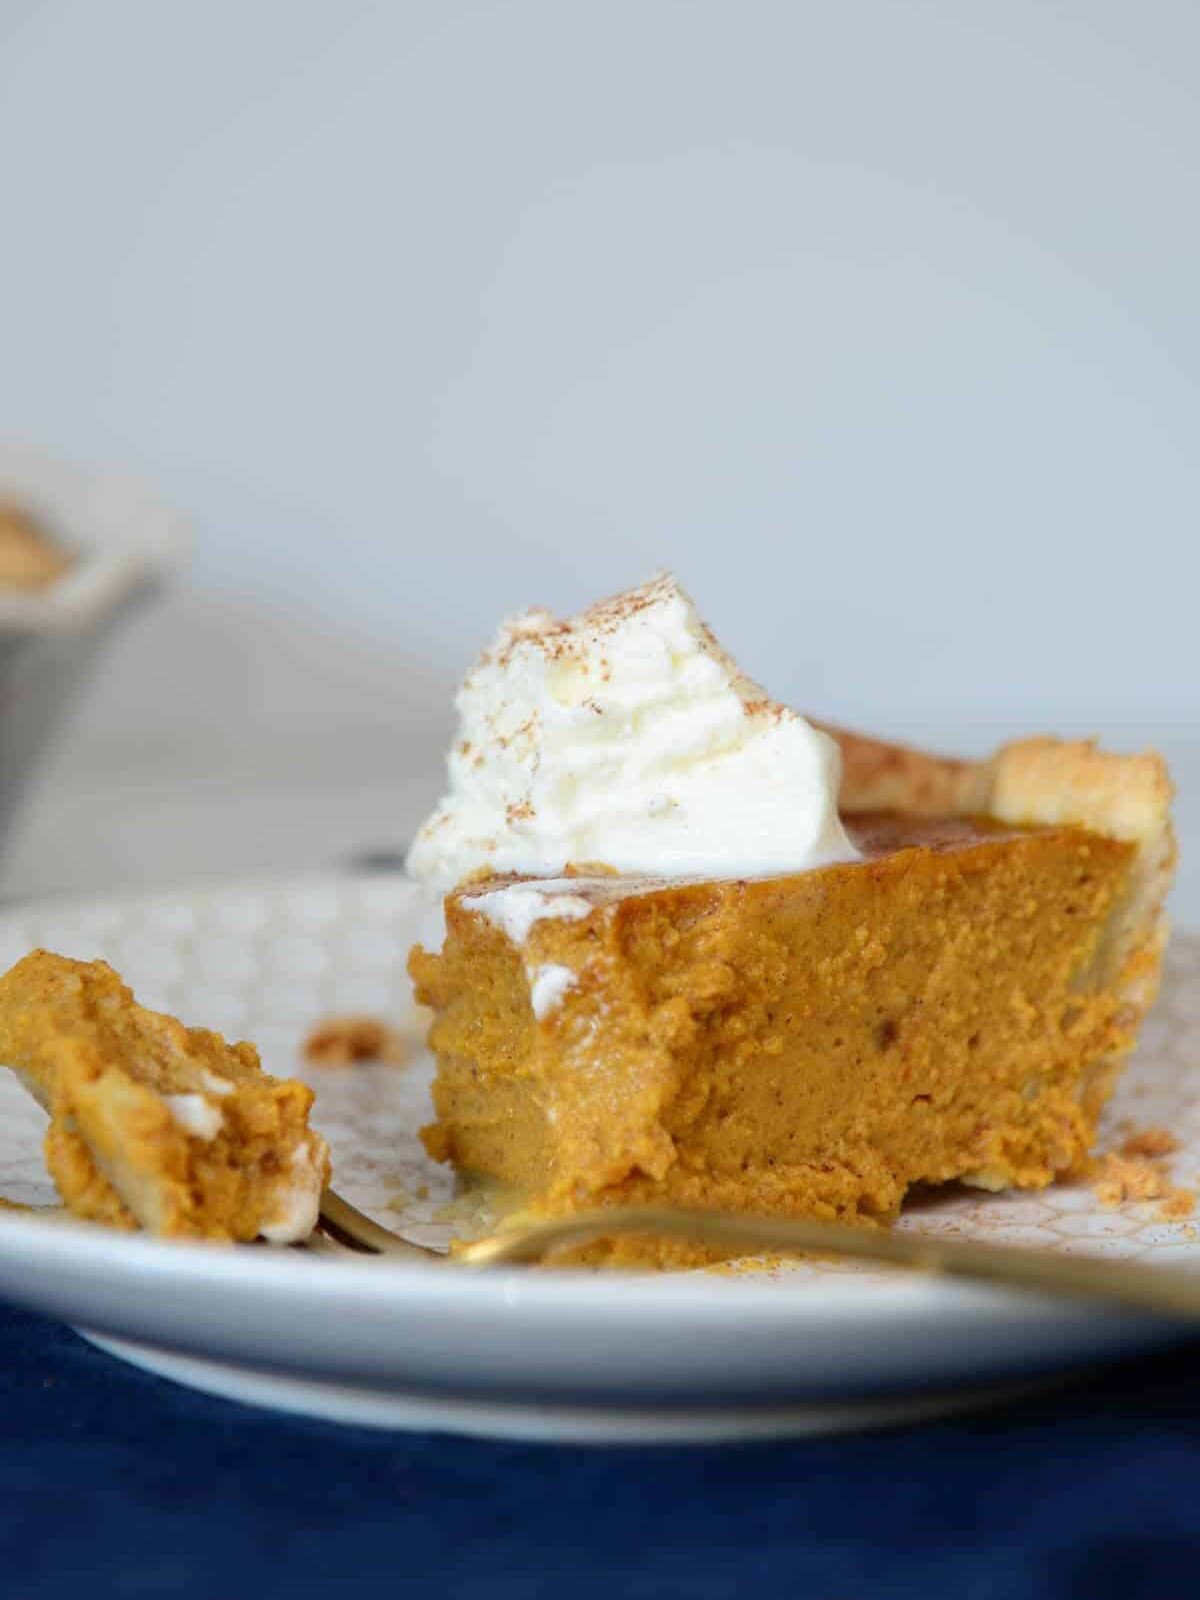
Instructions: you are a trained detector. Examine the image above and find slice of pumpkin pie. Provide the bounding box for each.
[406,576,1174,1260]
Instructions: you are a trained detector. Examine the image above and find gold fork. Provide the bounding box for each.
[317,1189,1200,1319]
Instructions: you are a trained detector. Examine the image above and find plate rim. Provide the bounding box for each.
[0,870,1191,1420]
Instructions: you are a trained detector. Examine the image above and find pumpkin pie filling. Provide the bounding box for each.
[411,809,1154,1250]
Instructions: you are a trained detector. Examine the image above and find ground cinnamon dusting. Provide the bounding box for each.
[302,1016,409,1067]
[492,575,697,669]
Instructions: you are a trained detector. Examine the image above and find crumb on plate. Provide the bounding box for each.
[303,1015,409,1066]
[1090,1126,1195,1221]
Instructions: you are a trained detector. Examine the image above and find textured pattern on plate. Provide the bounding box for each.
[0,875,1195,1275]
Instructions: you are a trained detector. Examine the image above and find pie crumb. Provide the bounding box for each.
[1159,1189,1197,1221]
[1117,1128,1179,1160]
[1089,1126,1195,1221]
[302,1015,408,1067]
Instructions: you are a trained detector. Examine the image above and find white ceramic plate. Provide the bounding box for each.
[0,875,1195,1443]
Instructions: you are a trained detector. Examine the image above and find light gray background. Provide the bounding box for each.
[0,1,1196,903]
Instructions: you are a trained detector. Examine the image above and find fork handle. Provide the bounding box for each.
[457,1204,1200,1319]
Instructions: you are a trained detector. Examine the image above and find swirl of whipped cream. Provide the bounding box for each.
[406,573,858,886]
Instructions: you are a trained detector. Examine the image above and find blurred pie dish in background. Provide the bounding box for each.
[0,502,73,590]
[0,445,187,857]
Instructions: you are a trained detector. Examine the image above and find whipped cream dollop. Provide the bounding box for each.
[528,963,577,1019]
[406,573,857,885]
[164,1093,223,1141]
[259,1141,326,1246]
[460,881,593,941]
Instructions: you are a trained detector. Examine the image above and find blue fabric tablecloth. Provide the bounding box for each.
[4,1302,1200,1599]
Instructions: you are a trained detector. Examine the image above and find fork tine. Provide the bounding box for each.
[318,1188,439,1261]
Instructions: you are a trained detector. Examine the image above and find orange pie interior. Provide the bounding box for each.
[409,731,1174,1263]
